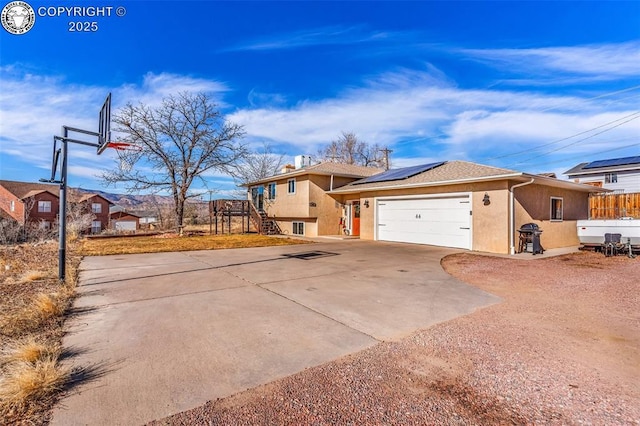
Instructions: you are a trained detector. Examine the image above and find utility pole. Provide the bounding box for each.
[381,147,393,170]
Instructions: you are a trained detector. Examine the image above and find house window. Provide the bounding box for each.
[287,178,296,194]
[267,183,276,199]
[550,197,563,221]
[92,203,102,213]
[605,173,618,184]
[292,221,304,235]
[38,201,51,213]
[10,200,15,211]
[91,220,102,234]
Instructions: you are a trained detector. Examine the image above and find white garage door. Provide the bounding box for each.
[376,195,471,249]
[114,221,137,231]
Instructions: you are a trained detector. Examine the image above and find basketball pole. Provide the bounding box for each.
[58,127,68,280]
[47,127,101,281]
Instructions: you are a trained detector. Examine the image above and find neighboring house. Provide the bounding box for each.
[245,162,382,236]
[247,160,608,254]
[0,180,60,229]
[110,210,141,232]
[564,155,640,192]
[74,193,113,234]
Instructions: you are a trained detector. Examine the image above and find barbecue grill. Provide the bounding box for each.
[518,223,544,254]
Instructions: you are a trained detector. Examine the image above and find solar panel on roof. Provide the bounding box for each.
[583,156,640,169]
[353,161,446,184]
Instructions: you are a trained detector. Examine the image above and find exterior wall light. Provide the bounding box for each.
[483,193,491,205]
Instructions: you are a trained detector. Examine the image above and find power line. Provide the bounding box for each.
[507,114,640,168]
[488,111,640,161]
[510,141,640,170]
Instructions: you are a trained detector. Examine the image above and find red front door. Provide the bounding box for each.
[351,201,360,236]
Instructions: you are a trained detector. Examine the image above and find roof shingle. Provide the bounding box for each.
[332,161,519,192]
[0,180,60,199]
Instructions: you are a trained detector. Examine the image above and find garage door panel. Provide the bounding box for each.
[115,221,137,231]
[377,196,471,249]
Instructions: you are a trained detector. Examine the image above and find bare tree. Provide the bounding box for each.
[101,92,247,230]
[66,203,96,240]
[226,143,286,189]
[318,131,386,168]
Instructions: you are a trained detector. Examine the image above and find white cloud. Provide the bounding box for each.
[225,25,393,51]
[461,42,640,79]
[0,68,231,187]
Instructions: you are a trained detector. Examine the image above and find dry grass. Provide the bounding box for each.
[0,356,69,420]
[0,241,80,424]
[1,339,59,366]
[19,269,56,283]
[79,233,310,256]
[1,292,68,338]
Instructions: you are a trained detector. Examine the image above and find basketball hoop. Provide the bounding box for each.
[106,142,142,151]
[106,142,142,172]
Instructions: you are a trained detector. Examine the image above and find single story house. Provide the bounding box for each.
[246,160,608,254]
[110,210,141,232]
[564,155,640,192]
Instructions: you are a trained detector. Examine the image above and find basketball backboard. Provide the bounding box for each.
[97,92,112,155]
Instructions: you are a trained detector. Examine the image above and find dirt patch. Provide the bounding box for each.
[152,250,639,425]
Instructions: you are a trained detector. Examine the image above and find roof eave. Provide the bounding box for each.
[329,173,526,194]
[329,172,609,194]
[243,170,375,187]
[565,164,640,176]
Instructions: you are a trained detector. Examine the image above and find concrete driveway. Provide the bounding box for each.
[51,240,499,425]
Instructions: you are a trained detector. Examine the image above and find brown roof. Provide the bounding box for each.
[245,162,383,186]
[0,180,59,199]
[330,160,607,194]
[75,193,113,204]
[331,161,519,192]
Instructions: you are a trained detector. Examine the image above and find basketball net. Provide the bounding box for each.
[107,142,141,172]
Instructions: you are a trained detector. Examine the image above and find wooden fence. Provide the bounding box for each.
[589,193,640,219]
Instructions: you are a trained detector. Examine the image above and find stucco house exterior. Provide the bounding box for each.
[0,180,60,229]
[247,160,607,254]
[245,162,382,237]
[564,155,640,192]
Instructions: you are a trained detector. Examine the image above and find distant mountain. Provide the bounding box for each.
[72,188,173,210]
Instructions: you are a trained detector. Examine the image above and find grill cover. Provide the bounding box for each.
[519,223,540,232]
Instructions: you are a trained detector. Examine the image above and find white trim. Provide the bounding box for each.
[550,196,563,222]
[287,178,296,195]
[292,221,304,235]
[374,192,472,249]
[330,172,608,195]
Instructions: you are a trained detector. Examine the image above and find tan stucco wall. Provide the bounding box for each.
[255,174,360,236]
[514,184,589,249]
[336,180,590,254]
[275,218,317,237]
[350,182,510,253]
[262,176,310,218]
[310,175,346,235]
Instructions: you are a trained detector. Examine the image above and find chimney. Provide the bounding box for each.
[295,155,311,169]
[281,164,295,174]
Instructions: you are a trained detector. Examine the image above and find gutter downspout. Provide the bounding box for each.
[330,174,334,191]
[509,178,535,255]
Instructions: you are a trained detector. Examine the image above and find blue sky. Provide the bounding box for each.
[1,1,639,198]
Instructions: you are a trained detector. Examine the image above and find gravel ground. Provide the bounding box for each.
[150,250,639,425]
